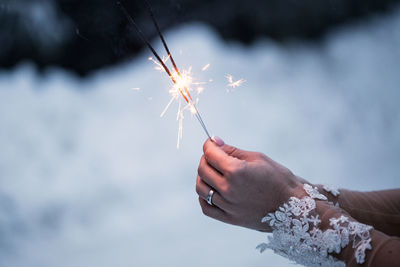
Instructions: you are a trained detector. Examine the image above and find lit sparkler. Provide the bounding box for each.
[118,1,211,147]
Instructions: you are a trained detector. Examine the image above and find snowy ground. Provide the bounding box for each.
[1,7,400,267]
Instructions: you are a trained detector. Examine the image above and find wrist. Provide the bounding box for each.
[275,181,306,212]
[315,184,341,203]
[289,179,313,200]
[259,183,373,266]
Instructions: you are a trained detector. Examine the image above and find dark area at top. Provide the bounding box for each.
[0,0,398,76]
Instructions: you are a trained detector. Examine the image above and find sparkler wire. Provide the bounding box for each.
[144,0,180,76]
[118,1,211,139]
[193,105,211,138]
[117,2,175,82]
[143,1,210,138]
[145,0,195,102]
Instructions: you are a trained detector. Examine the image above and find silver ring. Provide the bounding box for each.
[207,189,215,206]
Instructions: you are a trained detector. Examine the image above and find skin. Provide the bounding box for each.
[196,137,306,231]
[196,137,400,266]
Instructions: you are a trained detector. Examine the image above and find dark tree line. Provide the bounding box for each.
[0,0,398,76]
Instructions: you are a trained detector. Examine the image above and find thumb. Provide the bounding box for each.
[211,136,248,160]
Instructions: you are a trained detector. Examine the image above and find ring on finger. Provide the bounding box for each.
[207,189,215,206]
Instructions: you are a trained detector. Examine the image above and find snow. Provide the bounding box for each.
[1,7,400,267]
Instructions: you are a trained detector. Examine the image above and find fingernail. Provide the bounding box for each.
[211,136,224,146]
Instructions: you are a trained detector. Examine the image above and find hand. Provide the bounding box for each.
[196,137,305,231]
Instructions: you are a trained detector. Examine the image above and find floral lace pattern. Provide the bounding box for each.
[257,184,372,266]
[323,185,340,197]
[304,184,328,200]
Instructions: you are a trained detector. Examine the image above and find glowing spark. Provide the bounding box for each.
[160,96,175,118]
[226,74,246,88]
[118,1,211,148]
[149,55,170,71]
[202,64,210,71]
[189,104,196,114]
[131,87,140,91]
[154,63,209,148]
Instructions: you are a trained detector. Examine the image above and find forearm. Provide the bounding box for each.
[315,199,400,266]
[344,230,400,267]
[195,140,400,265]
[314,185,400,236]
[258,184,400,266]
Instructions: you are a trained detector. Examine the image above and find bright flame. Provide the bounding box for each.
[153,63,208,148]
[170,68,193,104]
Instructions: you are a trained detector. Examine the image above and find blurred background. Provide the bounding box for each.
[1,0,400,266]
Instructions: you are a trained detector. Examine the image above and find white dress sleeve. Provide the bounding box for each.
[257,184,373,266]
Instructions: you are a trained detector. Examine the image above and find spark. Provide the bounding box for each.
[159,68,194,118]
[149,55,170,71]
[226,74,246,89]
[131,87,141,91]
[154,63,208,147]
[202,63,210,71]
[118,1,211,148]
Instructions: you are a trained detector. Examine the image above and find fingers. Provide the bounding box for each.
[219,143,248,160]
[205,137,267,165]
[202,139,236,174]
[196,175,229,210]
[209,136,249,160]
[218,141,261,161]
[198,197,231,224]
[198,155,225,190]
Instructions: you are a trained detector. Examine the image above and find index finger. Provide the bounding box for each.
[203,138,234,174]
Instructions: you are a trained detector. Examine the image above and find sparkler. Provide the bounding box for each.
[118,1,211,147]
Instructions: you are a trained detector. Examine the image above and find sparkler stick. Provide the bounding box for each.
[118,1,211,140]
[145,6,211,138]
[117,2,174,80]
[144,0,180,77]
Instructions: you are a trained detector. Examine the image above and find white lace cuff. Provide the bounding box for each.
[257,184,373,266]
[323,184,340,197]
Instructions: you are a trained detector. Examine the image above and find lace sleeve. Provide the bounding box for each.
[256,184,373,266]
